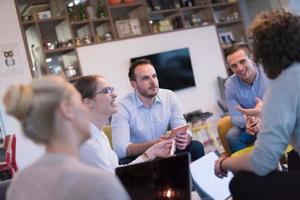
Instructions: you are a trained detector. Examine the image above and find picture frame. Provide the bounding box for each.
[115,19,133,38]
[219,31,235,45]
[130,18,142,36]
[115,18,142,38]
[0,43,23,76]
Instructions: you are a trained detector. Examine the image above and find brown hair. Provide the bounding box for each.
[224,43,251,61]
[73,75,103,99]
[250,9,300,79]
[3,76,73,144]
[128,59,152,81]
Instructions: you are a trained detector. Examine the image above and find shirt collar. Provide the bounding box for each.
[134,90,162,109]
[239,66,259,87]
[253,67,260,85]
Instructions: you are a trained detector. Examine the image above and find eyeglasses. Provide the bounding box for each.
[94,87,115,96]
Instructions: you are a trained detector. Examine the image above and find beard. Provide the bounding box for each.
[136,84,159,99]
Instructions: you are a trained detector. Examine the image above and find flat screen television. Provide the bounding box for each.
[131,48,196,91]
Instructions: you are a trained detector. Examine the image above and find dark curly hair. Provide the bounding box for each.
[250,9,300,79]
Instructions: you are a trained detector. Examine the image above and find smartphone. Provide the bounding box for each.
[214,150,222,157]
[170,140,176,155]
[166,124,190,139]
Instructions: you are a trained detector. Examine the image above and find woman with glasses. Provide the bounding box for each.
[74,75,172,173]
[3,76,129,200]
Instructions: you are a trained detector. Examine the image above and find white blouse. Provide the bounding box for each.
[80,123,144,173]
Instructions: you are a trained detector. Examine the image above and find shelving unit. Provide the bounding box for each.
[181,5,214,28]
[15,0,80,79]
[211,1,246,47]
[14,0,247,78]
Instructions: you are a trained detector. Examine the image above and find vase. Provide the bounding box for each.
[108,0,122,5]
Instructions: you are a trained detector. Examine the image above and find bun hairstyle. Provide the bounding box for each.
[3,76,73,144]
[4,85,33,121]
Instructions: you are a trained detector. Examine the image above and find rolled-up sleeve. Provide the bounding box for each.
[111,104,132,159]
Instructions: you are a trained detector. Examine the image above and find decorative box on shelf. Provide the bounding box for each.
[158,19,173,32]
[115,18,142,38]
[38,10,52,19]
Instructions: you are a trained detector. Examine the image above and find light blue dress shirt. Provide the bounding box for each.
[225,67,269,128]
[111,89,186,159]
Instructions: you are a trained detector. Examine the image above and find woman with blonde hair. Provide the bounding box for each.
[3,76,129,200]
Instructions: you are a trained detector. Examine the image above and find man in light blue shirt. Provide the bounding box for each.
[224,44,269,153]
[111,59,204,164]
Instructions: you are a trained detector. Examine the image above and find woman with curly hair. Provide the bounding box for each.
[215,10,300,199]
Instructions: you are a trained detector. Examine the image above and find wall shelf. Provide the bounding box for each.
[15,0,247,78]
[108,2,144,9]
[37,16,66,23]
[211,2,237,8]
[181,4,210,11]
[44,46,74,55]
[216,19,242,26]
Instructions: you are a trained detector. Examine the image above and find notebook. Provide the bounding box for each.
[190,150,233,200]
[116,153,192,200]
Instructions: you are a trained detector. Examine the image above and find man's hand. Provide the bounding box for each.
[160,134,170,141]
[175,131,191,150]
[235,97,263,117]
[145,139,173,159]
[246,115,261,135]
[236,98,263,135]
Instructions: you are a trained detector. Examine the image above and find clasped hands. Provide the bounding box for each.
[236,97,263,135]
[147,130,190,159]
[160,130,190,150]
[245,115,261,135]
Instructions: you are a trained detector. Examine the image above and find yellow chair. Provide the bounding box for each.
[191,122,220,149]
[217,115,294,157]
[103,125,113,148]
[231,145,293,161]
[231,145,254,157]
[217,115,233,155]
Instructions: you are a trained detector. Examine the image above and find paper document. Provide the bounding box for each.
[190,151,233,200]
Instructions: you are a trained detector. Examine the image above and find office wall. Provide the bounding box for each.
[0,0,44,168]
[240,0,285,29]
[240,0,272,29]
[77,26,227,116]
[1,1,227,169]
[286,0,300,13]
